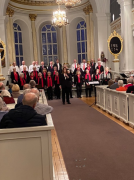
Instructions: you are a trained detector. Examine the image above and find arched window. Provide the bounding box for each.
[76,21,87,64]
[41,25,58,65]
[13,23,23,66]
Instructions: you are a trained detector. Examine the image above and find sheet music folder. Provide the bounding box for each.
[120,73,128,78]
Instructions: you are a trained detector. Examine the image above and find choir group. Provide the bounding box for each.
[8,58,112,104]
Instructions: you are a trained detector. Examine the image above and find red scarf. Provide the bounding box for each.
[47,76,52,87]
[75,64,77,69]
[83,64,85,70]
[106,71,108,75]
[14,72,18,82]
[38,77,44,88]
[53,71,57,76]
[98,66,101,74]
[87,67,90,71]
[33,71,38,80]
[85,74,91,81]
[23,71,27,80]
[77,75,80,83]
[43,72,46,79]
[30,76,34,80]
[95,74,100,80]
[20,77,26,86]
[55,75,59,84]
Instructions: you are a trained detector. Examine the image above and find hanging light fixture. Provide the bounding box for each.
[56,0,82,9]
[52,6,69,28]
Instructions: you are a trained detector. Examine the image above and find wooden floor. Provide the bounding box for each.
[51,97,134,180]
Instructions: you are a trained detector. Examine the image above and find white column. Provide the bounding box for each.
[117,0,133,72]
[96,13,110,62]
[83,5,91,62]
[90,12,95,59]
[6,7,15,64]
[62,26,68,64]
[29,14,38,62]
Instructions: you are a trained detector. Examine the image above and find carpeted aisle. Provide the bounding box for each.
[49,98,134,180]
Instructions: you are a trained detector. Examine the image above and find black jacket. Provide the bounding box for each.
[60,74,71,88]
[126,85,134,93]
[53,63,62,73]
[39,65,47,73]
[74,75,83,86]
[96,66,104,74]
[11,72,19,84]
[0,105,47,129]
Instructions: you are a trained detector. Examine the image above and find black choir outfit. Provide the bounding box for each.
[29,75,36,82]
[48,66,54,74]
[33,70,38,83]
[22,71,29,83]
[53,63,62,74]
[96,65,104,74]
[85,73,92,97]
[11,72,19,84]
[54,75,60,99]
[73,67,83,76]
[90,62,96,74]
[68,73,73,98]
[46,76,53,100]
[19,77,26,90]
[37,76,45,89]
[100,72,112,85]
[93,74,100,81]
[42,72,47,86]
[39,65,47,73]
[74,74,83,98]
[60,74,71,104]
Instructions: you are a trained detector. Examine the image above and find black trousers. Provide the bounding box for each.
[85,87,92,97]
[69,87,72,98]
[55,84,60,99]
[47,87,53,100]
[62,87,69,103]
[76,84,82,98]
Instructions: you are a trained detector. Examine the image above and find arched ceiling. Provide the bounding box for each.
[8,0,91,14]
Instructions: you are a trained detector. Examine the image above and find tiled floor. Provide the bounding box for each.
[51,97,134,180]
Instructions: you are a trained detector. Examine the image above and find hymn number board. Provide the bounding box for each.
[107,30,123,59]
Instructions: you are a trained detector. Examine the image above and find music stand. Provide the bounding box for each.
[120,73,128,78]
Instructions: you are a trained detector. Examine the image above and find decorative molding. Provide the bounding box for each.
[83,4,93,15]
[29,14,37,21]
[110,17,121,32]
[6,7,14,17]
[10,0,57,6]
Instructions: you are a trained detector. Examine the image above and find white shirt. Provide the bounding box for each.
[80,63,87,71]
[36,65,40,72]
[8,66,20,75]
[57,63,60,71]
[29,65,35,73]
[71,63,77,73]
[20,65,28,72]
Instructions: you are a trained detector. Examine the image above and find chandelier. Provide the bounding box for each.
[56,0,82,9]
[52,6,69,28]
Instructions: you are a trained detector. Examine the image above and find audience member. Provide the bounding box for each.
[126,79,134,93]
[29,80,36,88]
[0,82,5,93]
[0,97,9,121]
[1,89,15,104]
[8,83,13,95]
[0,93,47,128]
[116,80,127,91]
[12,84,20,98]
[110,77,120,89]
[17,84,31,104]
[124,78,133,89]
[107,79,114,88]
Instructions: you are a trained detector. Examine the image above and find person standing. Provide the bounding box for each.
[29,61,36,73]
[11,67,19,84]
[39,61,47,73]
[54,71,61,99]
[37,73,44,89]
[81,59,87,72]
[53,59,62,74]
[35,61,40,72]
[20,61,28,72]
[60,67,71,104]
[74,71,83,98]
[19,73,26,90]
[71,59,77,73]
[46,71,53,100]
[8,62,20,75]
[85,69,92,97]
[48,61,54,74]
[22,66,29,83]
[67,69,73,98]
[90,59,96,74]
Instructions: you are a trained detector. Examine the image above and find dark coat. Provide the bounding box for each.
[96,66,104,74]
[74,75,83,86]
[73,68,83,76]
[126,85,134,93]
[11,72,19,84]
[0,105,47,129]
[21,71,30,83]
[48,66,54,74]
[39,65,47,73]
[90,62,96,74]
[60,74,71,88]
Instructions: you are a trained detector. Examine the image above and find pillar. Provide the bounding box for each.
[117,0,133,71]
[6,7,15,64]
[62,26,68,64]
[90,12,95,59]
[29,14,38,62]
[83,5,91,62]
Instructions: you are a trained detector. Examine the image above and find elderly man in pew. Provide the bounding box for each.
[110,77,120,89]
[126,79,134,93]
[0,97,9,121]
[0,93,47,129]
[124,78,133,90]
[17,84,31,104]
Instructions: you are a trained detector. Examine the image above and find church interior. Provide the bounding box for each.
[1,0,134,180]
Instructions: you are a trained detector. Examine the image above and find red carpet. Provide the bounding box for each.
[49,98,134,180]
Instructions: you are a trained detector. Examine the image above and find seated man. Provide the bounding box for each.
[29,80,36,88]
[126,79,134,93]
[0,93,47,128]
[0,97,9,121]
[110,77,120,89]
[124,78,133,89]
[17,84,31,104]
[116,80,127,91]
